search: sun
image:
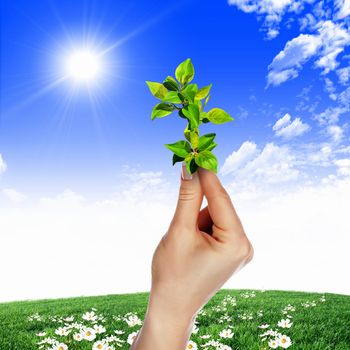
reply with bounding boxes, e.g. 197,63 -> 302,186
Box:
66,49 -> 102,82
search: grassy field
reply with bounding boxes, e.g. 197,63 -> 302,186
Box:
0,289 -> 349,350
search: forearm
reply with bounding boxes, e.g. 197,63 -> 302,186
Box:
130,290 -> 197,350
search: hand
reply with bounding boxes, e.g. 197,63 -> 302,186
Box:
130,163 -> 254,349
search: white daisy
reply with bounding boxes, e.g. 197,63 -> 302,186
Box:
82,311 -> 97,322
82,327 -> 96,341
277,334 -> 292,348
186,340 -> 198,349
125,315 -> 142,327
127,331 -> 139,345
277,319 -> 293,328
219,329 -> 234,338
73,332 -> 83,341
36,332 -> 47,337
55,327 -> 70,336
258,324 -> 270,329
268,339 -> 279,348
53,344 -> 68,350
93,324 -> 106,334
92,340 -> 107,350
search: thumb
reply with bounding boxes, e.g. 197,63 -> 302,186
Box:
169,162 -> 204,231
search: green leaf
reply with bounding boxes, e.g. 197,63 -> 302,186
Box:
185,157 -> 199,175
178,109 -> 188,120
180,83 -> 198,103
162,91 -> 182,104
195,84 -> 212,100
198,133 -> 216,152
204,94 -> 210,108
206,141 -> 217,152
200,111 -> 208,120
164,140 -> 191,158
163,76 -> 178,91
175,58 -> 195,85
146,81 -> 168,99
151,103 -> 175,120
181,103 -> 200,129
194,150 -> 218,173
172,153 -> 185,166
207,108 -> 234,124
184,124 -> 191,142
190,129 -> 199,149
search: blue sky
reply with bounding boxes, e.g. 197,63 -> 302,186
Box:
1,0 -> 348,197
0,1 -> 350,300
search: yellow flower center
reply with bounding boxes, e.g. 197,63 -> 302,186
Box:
86,331 -> 91,336
188,345 -> 193,349
98,345 -> 103,349
281,339 -> 286,343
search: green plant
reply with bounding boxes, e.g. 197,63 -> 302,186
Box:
146,58 -> 234,175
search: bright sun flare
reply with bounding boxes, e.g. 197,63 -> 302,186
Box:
66,50 -> 101,82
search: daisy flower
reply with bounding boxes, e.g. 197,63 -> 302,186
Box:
93,324 -> 106,334
268,339 -> 279,348
277,319 -> 293,328
73,332 -> 83,341
92,340 -> 107,350
258,324 -> 270,329
186,340 -> 198,349
127,331 -> 139,345
277,335 -> 292,348
219,329 -> 234,338
82,311 -> 97,322
55,327 -> 70,336
53,344 -> 68,350
82,327 -> 96,341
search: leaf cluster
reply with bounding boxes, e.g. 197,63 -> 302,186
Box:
146,58 -> 234,175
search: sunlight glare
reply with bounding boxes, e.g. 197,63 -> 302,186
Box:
66,50 -> 101,82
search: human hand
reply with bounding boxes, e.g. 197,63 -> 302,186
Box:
130,163 -> 254,349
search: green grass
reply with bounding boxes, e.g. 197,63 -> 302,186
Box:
0,289 -> 349,350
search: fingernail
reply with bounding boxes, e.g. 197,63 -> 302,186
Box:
181,161 -> 192,180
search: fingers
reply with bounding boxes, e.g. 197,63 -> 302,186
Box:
197,167 -> 243,240
197,206 -> 213,235
169,162 -> 204,231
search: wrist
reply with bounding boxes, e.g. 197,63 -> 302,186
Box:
130,289 -> 197,350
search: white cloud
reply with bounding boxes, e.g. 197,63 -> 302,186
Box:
307,144 -> 332,165
1,160 -> 350,302
335,0 -> 350,19
273,113 -> 310,139
220,142 -> 300,187
220,141 -> 258,175
0,170 -> 178,302
267,33 -> 322,86
314,20 -> 350,74
327,124 -> 344,143
267,21 -> 350,86
334,158 -> 350,176
228,0 -> 311,39
314,85 -> 350,125
230,176 -> 350,295
1,188 -> 27,204
337,66 -> 350,84
339,85 -> 350,107
324,77 -> 337,100
272,112 -> 291,130
0,154 -> 7,174
313,105 -> 348,125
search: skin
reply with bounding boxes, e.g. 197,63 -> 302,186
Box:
130,164 -> 254,349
